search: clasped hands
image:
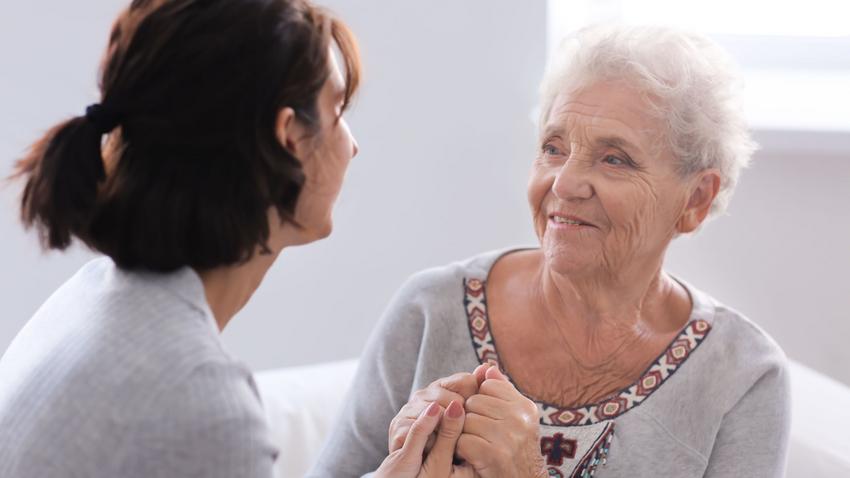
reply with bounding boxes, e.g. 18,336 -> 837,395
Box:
374,363 -> 547,478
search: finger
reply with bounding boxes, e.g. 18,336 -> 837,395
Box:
479,378 -> 520,401
464,394 -> 507,420
455,433 -> 491,468
414,387 -> 466,410
424,433 -> 437,455
431,390 -> 467,408
461,412 -> 500,442
437,372 -> 479,400
472,363 -> 491,387
389,417 -> 414,452
391,384 -> 464,453
484,365 -> 509,382
423,400 -> 466,475
400,402 -> 443,456
453,464 -> 478,478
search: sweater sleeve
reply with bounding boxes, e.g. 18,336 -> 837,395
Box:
703,354 -> 792,477
305,273 -> 430,478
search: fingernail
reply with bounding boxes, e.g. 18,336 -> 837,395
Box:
426,402 -> 441,417
447,400 -> 463,418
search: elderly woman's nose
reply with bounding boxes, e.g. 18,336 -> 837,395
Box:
552,156 -> 593,201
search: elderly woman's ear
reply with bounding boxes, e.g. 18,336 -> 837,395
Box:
677,169 -> 721,234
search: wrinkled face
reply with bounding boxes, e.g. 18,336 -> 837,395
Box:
529,81 -> 692,278
289,53 -> 359,244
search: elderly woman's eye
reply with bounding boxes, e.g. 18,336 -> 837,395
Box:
602,155 -> 627,166
542,144 -> 562,156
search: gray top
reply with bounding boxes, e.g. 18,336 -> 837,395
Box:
308,248 -> 791,478
0,257 -> 278,478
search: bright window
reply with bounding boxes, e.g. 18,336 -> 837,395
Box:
547,0 -> 850,132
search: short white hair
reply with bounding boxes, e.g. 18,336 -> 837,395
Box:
539,25 -> 756,218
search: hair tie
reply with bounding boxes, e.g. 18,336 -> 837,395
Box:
84,103 -> 121,134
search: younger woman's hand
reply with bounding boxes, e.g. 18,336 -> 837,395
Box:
375,400 -> 476,478
388,365 -> 490,453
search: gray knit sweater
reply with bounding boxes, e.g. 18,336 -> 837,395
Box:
0,257 -> 278,478
308,248 -> 791,478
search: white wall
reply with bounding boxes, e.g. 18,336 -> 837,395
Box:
1,1 -> 848,389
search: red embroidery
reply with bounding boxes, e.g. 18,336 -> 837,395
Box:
540,433 -> 577,466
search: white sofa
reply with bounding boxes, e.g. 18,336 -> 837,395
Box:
255,359 -> 850,478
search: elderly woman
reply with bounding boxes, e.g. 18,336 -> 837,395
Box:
309,25 -> 790,478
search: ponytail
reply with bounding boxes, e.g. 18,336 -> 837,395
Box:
15,109 -> 111,250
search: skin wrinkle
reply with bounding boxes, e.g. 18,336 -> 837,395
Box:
487,80 -> 720,407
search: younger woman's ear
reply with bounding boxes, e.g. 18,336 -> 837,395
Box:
275,107 -> 307,156
677,169 -> 721,234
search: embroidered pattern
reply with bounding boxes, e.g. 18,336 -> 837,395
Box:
540,422 -> 615,478
541,433 -> 578,466
571,424 -> 615,478
462,277 -> 712,425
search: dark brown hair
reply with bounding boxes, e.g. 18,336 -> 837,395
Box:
13,0 -> 360,272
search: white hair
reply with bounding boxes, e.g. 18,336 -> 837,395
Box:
539,25 -> 756,218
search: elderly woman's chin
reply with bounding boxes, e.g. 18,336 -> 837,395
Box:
540,233 -> 602,276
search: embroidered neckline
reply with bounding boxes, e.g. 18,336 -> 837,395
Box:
463,277 -> 712,426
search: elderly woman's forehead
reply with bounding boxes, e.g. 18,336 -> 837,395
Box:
545,84 -> 661,142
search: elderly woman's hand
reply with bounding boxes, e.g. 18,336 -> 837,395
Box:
457,366 -> 547,478
375,401 -> 477,478
389,365 -> 489,453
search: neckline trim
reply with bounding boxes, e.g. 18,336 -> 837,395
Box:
462,277 -> 712,426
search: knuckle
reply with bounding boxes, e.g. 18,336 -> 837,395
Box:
390,436 -> 404,451
408,420 -> 429,437
479,379 -> 501,395
392,426 -> 407,440
437,424 -> 460,439
434,390 -> 462,406
440,372 -> 473,390
389,416 -> 408,432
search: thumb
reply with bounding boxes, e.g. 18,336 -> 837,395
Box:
439,373 -> 479,400
374,402 -> 443,478
421,400 -> 465,476
400,402 -> 443,457
484,365 -> 509,381
472,363 -> 491,387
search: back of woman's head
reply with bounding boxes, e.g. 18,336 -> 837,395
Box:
14,0 -> 360,272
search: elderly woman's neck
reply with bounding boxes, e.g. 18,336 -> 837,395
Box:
538,261 -> 688,337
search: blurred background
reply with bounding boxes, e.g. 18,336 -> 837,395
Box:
1,0 -> 848,388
